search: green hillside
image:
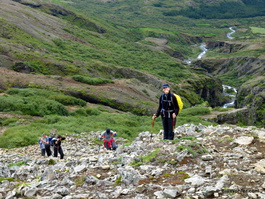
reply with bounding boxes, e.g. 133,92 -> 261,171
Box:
0,0 -> 264,149
0,0 -> 225,107
51,0 -> 265,38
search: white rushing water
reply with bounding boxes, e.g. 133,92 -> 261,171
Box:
227,27 -> 235,40
222,28 -> 237,108
185,27 -> 236,64
197,43 -> 208,60
222,85 -> 237,108
183,28 -> 237,108
183,43 -> 208,64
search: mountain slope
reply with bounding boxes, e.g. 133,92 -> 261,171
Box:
56,0 -> 265,35
0,0 -> 227,112
0,0 -> 264,127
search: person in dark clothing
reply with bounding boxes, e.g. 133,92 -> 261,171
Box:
152,83 -> 179,140
42,134 -> 52,156
100,128 -> 117,150
54,135 -> 65,159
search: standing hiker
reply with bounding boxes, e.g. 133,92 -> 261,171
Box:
100,128 -> 117,150
41,134 -> 52,156
54,135 -> 66,159
38,137 -> 46,156
152,83 -> 179,140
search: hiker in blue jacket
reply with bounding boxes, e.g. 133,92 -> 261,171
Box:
100,128 -> 117,150
38,137 -> 45,156
152,83 -> 179,140
42,134 -> 52,156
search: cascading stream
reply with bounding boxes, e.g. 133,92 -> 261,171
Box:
184,28 -> 238,108
222,27 -> 237,108
222,85 -> 237,108
197,43 -> 208,60
227,27 -> 235,40
185,27 -> 236,64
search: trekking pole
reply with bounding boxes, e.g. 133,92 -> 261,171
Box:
150,118 -> 155,142
172,117 -> 176,131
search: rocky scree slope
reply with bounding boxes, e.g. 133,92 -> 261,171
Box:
1,124 -> 265,198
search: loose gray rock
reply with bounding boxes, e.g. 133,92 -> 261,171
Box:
0,125 -> 264,198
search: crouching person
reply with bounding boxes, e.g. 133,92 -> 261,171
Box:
54,135 -> 66,159
100,128 -> 117,150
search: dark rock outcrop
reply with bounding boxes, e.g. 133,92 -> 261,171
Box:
206,41 -> 245,53
213,77 -> 265,127
186,71 -> 227,107
12,62 -> 35,74
193,57 -> 265,78
235,77 -> 265,126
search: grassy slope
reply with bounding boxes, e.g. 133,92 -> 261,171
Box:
0,0 -> 222,148
0,0 -> 265,148
0,0 -> 223,107
51,0 -> 265,88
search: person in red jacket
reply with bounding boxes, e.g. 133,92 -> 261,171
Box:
100,128 -> 117,150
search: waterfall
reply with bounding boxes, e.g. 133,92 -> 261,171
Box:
184,43 -> 208,64
197,43 -> 207,60
222,85 -> 237,108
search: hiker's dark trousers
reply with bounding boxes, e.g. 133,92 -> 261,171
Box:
45,144 -> 52,156
162,117 -> 174,140
54,147 -> 64,159
41,149 -> 45,156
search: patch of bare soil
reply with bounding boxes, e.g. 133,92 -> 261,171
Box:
136,37 -> 172,52
0,126 -> 8,136
237,28 -> 248,33
200,110 -> 221,120
200,108 -> 247,121
0,0 -> 66,42
246,43 -> 265,50
139,172 -> 187,185
0,112 -> 42,135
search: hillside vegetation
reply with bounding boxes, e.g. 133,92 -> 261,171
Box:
0,0 -> 264,149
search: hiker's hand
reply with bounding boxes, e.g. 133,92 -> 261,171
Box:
152,114 -> 156,120
172,113 -> 176,118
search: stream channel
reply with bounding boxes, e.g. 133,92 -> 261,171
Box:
184,27 -> 237,108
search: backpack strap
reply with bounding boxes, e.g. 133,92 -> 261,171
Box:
161,93 -> 175,117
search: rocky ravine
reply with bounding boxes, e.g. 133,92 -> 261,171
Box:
0,124 -> 265,199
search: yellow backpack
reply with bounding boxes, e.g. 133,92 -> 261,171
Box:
173,93 -> 183,114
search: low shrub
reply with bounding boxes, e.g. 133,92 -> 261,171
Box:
8,161 -> 28,167
72,75 -> 113,85
180,107 -> 210,117
0,95 -> 69,116
6,88 -> 86,107
85,107 -> 101,116
0,117 -> 19,126
48,95 -> 86,107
